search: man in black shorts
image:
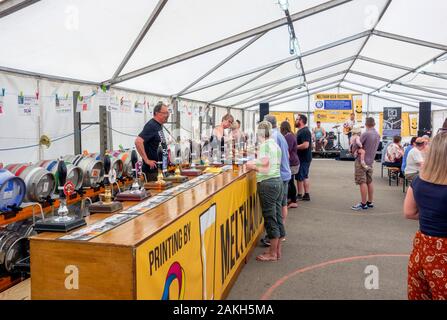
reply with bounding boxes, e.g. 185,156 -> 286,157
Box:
135,102 -> 170,181
295,114 -> 312,201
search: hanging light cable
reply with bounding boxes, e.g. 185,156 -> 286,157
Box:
278,0 -> 306,89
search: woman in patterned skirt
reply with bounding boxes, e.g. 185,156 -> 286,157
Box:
404,130 -> 447,299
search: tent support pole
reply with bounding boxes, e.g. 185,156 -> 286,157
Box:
111,0 -> 168,82
338,0 -> 392,86
180,30 -> 369,97
105,0 -> 354,86
73,91 -> 82,155
176,32 -> 267,97
369,52 -> 447,95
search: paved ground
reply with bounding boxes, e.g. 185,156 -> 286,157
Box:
227,159 -> 417,300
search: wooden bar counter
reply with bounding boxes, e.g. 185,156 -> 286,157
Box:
30,167 -> 263,300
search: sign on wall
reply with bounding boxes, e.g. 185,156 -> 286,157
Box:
55,95 -> 72,114
270,112 -> 296,132
76,96 -> 91,112
353,95 -> 362,122
18,95 -> 39,116
314,93 -> 357,124
409,114 -> 418,136
314,110 -> 352,123
383,107 -> 402,138
134,101 -> 145,114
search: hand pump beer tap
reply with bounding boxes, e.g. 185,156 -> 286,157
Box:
89,154 -> 123,213
115,150 -> 150,201
34,157 -> 87,232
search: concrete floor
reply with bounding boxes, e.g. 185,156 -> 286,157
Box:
227,159 -> 418,300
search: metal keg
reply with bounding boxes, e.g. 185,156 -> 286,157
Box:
89,153 -> 124,179
112,150 -> 132,178
65,155 -> 103,188
0,231 -> 19,271
36,160 -> 84,190
2,219 -> 35,273
0,230 -> 29,273
5,164 -> 55,202
0,169 -> 26,212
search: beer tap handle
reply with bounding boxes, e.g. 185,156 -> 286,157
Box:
103,154 -> 111,186
131,149 -> 138,179
57,157 -> 67,198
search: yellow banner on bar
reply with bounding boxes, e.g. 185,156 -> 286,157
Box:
136,173 -> 262,300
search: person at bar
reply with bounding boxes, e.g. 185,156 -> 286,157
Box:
135,101 -> 170,181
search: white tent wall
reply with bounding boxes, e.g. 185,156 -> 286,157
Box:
0,73 -> 40,164
231,109 -> 243,127
39,79 -> 97,160
178,100 -> 203,142
433,111 -> 447,133
0,71 -> 233,164
108,89 -> 150,151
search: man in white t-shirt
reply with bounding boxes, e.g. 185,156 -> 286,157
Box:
405,137 -> 426,179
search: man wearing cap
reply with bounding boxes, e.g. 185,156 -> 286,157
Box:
405,137 -> 427,180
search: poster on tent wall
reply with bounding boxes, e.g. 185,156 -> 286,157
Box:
0,96 -> 4,116
108,97 -> 120,113
314,93 -> 353,124
382,107 -> 402,138
314,110 -> 352,123
352,95 -> 362,122
76,96 -> 91,112
271,112 -> 296,133
18,95 -> 39,116
134,101 -> 144,114
96,90 -> 110,108
55,96 -> 72,114
409,114 -> 418,136
120,98 -> 132,114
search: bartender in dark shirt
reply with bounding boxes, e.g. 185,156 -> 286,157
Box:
135,102 -> 170,181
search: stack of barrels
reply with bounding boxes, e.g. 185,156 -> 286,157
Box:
0,151 -> 137,211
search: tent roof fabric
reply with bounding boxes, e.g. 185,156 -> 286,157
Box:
0,0 -> 446,110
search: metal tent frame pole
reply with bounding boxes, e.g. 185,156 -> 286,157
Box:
176,32 -> 267,97
210,56 -> 356,104
110,0 -> 168,82
242,80 -> 342,110
338,0 -> 393,85
0,0 -> 40,19
178,31 -> 370,97
104,0 -> 353,86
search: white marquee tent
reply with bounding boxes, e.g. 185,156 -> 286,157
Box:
1,0 -> 447,163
